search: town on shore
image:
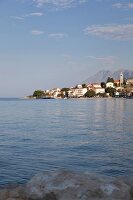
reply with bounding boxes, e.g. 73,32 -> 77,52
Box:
26,72 -> 133,99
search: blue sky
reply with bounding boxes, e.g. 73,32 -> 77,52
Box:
0,0 -> 133,97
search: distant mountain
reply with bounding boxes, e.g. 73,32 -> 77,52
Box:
83,69 -> 133,84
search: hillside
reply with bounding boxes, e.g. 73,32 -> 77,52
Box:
84,69 -> 133,84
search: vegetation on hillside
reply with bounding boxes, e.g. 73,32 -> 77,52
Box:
33,90 -> 44,98
84,90 -> 96,98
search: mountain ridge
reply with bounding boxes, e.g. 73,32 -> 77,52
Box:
83,69 -> 133,84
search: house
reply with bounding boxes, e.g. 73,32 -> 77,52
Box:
88,83 -> 105,94
106,82 -> 114,88
68,88 -> 87,97
126,78 -> 133,86
93,87 -> 105,94
48,88 -> 61,98
87,83 -> 100,90
77,84 -> 82,89
114,80 -> 120,87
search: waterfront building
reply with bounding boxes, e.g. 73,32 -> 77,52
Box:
68,88 -> 87,98
106,82 -> 114,88
114,80 -> 120,87
45,88 -> 61,98
126,78 -> 133,86
77,84 -> 83,89
91,83 -> 105,94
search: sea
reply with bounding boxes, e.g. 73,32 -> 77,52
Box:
0,98 -> 133,186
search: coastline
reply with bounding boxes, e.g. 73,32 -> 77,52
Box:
23,96 -> 133,100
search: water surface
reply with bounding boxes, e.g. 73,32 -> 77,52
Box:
0,98 -> 133,185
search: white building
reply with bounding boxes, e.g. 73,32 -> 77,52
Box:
88,83 -> 105,94
126,78 -> 133,85
92,83 -> 101,88
77,84 -> 82,89
106,82 -> 114,88
49,88 -> 61,98
68,88 -> 87,97
94,87 -> 105,94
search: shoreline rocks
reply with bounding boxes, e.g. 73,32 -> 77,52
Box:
0,170 -> 133,200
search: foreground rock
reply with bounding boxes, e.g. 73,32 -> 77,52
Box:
0,170 -> 133,200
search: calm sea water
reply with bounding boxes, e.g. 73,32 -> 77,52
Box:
0,98 -> 133,185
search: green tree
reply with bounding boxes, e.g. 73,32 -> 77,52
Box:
33,90 -> 44,98
84,90 -> 96,98
101,82 -> 106,88
105,87 -> 116,97
61,88 -> 70,98
61,88 -> 70,92
114,83 -> 118,87
123,78 -> 126,86
106,77 -> 114,83
82,83 -> 87,88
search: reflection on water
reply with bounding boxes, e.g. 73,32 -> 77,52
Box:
0,98 -> 133,185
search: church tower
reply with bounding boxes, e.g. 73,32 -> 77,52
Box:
120,72 -> 124,87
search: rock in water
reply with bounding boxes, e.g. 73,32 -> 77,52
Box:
0,170 -> 133,200
25,170 -> 132,200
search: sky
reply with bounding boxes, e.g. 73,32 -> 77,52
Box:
0,0 -> 133,97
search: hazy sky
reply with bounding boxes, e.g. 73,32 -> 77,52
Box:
0,0 -> 133,97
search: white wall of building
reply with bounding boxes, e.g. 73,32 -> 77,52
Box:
106,82 -> 114,88
94,88 -> 105,94
68,88 -> 87,97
